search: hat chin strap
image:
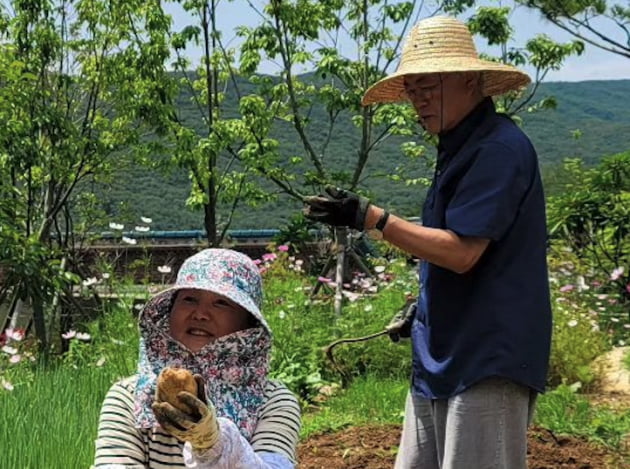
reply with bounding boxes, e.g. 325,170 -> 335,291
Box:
439,73 -> 444,134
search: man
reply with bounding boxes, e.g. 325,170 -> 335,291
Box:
304,16 -> 552,469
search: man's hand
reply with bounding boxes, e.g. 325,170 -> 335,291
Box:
152,375 -> 220,452
303,186 -> 370,231
386,298 -> 417,342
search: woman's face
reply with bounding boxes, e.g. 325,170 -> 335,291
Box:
169,289 -> 253,352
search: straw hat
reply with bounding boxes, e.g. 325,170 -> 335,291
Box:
362,16 -> 530,105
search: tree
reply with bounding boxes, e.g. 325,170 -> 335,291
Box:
0,0 -> 173,350
518,0 -> 630,59
166,0 -> 272,246
547,152 -> 630,303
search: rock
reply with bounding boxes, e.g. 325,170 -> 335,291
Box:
592,346 -> 630,396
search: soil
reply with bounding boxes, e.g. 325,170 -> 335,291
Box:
297,424 -> 629,469
298,348 -> 630,467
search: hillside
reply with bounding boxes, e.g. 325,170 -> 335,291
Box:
97,79 -> 630,231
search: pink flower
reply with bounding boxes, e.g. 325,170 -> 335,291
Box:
62,330 -> 76,340
262,253 -> 277,262
5,328 -> 25,341
9,354 -> 21,364
626,284 -> 630,294
277,245 -> 289,252
318,276 -> 332,284
253,259 -> 262,265
559,284 -> 574,293
2,379 -> 14,391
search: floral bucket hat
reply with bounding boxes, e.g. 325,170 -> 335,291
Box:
141,248 -> 270,334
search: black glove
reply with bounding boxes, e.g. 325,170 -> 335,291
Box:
303,186 -> 370,231
386,298 -> 417,342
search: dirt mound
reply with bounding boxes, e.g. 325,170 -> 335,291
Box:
298,424 -> 628,468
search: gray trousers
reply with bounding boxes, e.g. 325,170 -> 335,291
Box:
394,377 -> 536,469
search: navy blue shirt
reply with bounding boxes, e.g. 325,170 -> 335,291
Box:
412,98 -> 552,399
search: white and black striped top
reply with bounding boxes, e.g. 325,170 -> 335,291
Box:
94,377 -> 301,468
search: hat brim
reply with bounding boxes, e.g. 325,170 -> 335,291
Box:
362,59 -> 531,105
140,284 -> 270,335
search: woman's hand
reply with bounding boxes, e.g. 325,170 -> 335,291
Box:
152,375 -> 220,452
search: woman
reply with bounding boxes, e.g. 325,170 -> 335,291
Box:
94,248 -> 301,468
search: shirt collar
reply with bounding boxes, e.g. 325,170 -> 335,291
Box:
437,97 -> 496,156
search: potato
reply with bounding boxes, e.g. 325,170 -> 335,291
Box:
156,367 -> 197,414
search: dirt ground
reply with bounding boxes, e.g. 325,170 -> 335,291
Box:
297,424 -> 629,469
299,350 -> 630,468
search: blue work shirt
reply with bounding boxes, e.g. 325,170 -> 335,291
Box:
412,98 -> 552,399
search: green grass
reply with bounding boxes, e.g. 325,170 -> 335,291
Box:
535,384 -> 630,449
0,365 -> 121,469
624,349 -> 630,372
301,375 -> 408,439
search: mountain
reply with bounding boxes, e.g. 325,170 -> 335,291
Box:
97,79 -> 630,232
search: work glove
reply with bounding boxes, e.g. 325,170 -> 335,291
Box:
303,186 -> 370,231
152,374 -> 220,452
386,298 -> 417,342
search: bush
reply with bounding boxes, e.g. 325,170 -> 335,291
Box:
262,252 -> 416,401
546,247 -> 622,389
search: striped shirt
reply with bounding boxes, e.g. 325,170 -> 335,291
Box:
94,377 -> 301,468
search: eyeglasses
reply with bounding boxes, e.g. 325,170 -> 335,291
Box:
403,82 -> 438,101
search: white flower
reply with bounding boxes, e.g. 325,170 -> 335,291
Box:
141,217 -> 152,224
102,273 -> 110,280
82,277 -> 98,287
9,354 -> 21,364
135,226 -> 150,232
610,266 -> 624,281
108,222 -> 124,230
157,265 -> 172,274
62,330 -> 76,339
577,276 -> 589,291
96,357 -> 106,367
2,345 -> 17,355
364,304 -> 373,312
2,379 -> 13,391
567,320 -> 578,328
374,266 -> 386,273
122,236 -> 137,245
278,310 -> 286,319
610,317 -> 620,323
76,332 -> 91,341
342,291 -> 361,302
111,339 -> 126,345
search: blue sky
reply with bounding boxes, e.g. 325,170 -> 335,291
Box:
163,1 -> 629,83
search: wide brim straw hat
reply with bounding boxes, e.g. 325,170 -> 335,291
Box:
362,16 -> 531,106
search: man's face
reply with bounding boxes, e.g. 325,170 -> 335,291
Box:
403,73 -> 478,135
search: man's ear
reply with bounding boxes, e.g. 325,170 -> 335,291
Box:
464,71 -> 483,96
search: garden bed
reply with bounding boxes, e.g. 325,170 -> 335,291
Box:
297,424 -> 629,469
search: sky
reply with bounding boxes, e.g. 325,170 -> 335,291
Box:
163,1 -> 629,83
